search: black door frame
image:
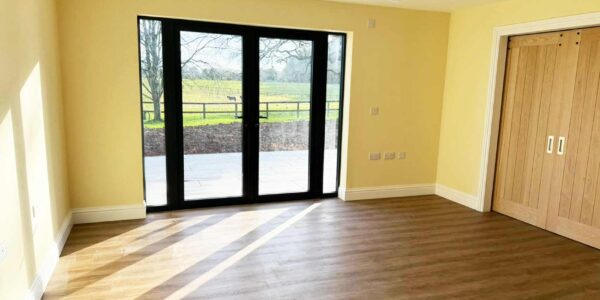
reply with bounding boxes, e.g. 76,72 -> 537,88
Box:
138,16 -> 346,212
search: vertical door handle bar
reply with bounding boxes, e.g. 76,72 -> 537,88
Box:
547,136 -> 555,154
557,136 -> 566,155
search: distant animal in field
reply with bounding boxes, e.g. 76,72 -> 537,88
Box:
227,96 -> 237,102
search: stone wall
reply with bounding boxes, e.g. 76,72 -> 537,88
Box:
144,120 -> 339,156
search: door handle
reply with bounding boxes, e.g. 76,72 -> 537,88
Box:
547,135 -> 555,154
557,136 -> 566,155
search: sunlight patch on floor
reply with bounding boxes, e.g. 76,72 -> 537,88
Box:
66,207 -> 288,298
67,216 -> 211,257
165,203 -> 321,299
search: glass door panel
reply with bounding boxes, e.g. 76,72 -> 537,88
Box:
180,31 -> 244,200
258,38 -> 313,195
323,35 -> 344,193
139,19 -> 167,207
140,17 -> 346,210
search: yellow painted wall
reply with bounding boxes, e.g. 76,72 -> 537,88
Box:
437,0 -> 600,196
56,0 -> 450,208
0,0 -> 70,298
5,0 -> 600,296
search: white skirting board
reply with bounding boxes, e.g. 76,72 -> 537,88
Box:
434,184 -> 480,211
72,204 -> 147,224
27,212 -> 73,300
338,183 -> 481,211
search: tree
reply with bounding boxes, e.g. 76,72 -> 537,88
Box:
327,36 -> 343,84
140,21 -> 236,121
139,20 -> 332,116
281,57 -> 311,82
139,20 -> 163,122
260,39 -> 312,83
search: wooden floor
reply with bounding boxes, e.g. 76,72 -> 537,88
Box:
44,196 -> 600,299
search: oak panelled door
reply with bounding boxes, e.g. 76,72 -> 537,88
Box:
493,30 -> 565,228
494,27 -> 600,249
546,27 -> 600,249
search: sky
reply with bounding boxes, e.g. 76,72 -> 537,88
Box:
179,31 -> 314,72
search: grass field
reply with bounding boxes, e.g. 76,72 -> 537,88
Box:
143,79 -> 341,129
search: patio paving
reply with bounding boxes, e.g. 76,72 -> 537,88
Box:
144,149 -> 338,206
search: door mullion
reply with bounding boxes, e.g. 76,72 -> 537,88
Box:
243,33 -> 260,202
309,34 -> 329,196
162,21 -> 184,209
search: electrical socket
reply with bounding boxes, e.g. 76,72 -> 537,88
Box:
398,152 -> 407,160
369,152 -> 381,160
384,152 -> 396,160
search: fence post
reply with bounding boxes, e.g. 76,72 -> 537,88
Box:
296,102 -> 300,118
202,103 -> 206,119
266,102 -> 269,118
234,103 -> 238,118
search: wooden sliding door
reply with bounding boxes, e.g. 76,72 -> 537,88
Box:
494,27 -> 600,249
493,31 -> 569,228
546,27 -> 600,249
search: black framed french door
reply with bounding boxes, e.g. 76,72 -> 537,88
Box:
139,17 -> 345,212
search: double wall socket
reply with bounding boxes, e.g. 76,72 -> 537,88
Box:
369,152 -> 407,161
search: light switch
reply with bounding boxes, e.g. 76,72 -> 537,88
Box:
384,152 -> 396,160
31,205 -> 38,233
370,107 -> 379,116
369,152 -> 381,160
0,244 -> 7,263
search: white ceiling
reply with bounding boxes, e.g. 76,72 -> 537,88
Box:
326,0 -> 503,12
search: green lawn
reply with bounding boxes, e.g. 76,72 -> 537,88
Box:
179,79 -> 341,102
143,79 -> 341,129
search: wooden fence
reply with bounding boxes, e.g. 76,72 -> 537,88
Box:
142,101 -> 339,120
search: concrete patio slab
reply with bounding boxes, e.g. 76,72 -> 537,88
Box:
144,149 -> 338,206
